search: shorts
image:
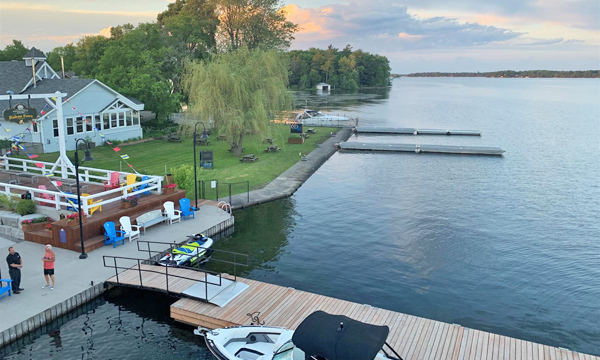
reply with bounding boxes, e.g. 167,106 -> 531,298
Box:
44,268 -> 54,276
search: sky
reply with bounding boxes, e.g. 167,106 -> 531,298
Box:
0,0 -> 599,73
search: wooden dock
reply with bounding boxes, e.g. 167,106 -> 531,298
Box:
354,126 -> 482,136
157,273 -> 596,360
339,142 -> 506,156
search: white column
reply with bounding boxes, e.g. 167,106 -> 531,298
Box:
50,91 -> 75,178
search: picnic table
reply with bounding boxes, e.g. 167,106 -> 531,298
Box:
262,138 -> 275,144
264,145 -> 281,153
167,133 -> 182,142
195,138 -> 210,146
61,180 -> 89,194
228,146 -> 245,153
10,172 -> 40,184
306,128 -> 316,134
217,134 -> 227,141
239,154 -> 259,163
299,133 -> 310,139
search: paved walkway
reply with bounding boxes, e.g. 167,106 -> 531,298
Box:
228,127 -> 353,208
0,205 -> 232,335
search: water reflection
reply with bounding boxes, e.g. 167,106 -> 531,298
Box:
293,87 -> 390,111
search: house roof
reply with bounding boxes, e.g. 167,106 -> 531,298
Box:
0,79 -> 95,116
0,60 -> 45,95
23,47 -> 46,59
125,96 -> 144,105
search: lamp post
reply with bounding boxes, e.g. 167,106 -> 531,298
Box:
74,138 -> 94,259
193,122 -> 209,209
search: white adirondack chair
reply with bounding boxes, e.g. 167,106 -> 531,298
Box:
119,216 -> 141,242
163,201 -> 181,225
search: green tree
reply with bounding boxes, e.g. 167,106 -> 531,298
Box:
338,54 -> 359,90
46,44 -> 77,74
183,47 -> 292,156
0,40 -> 28,61
157,0 -> 218,61
216,0 -> 298,50
95,23 -> 181,120
72,35 -> 110,77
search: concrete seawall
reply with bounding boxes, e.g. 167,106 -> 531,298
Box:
229,127 -> 353,209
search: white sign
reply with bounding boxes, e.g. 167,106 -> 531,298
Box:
211,181 -> 217,189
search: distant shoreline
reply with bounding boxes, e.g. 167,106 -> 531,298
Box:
394,70 -> 599,79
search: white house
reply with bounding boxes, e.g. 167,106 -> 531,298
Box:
316,82 -> 330,91
0,48 -> 144,154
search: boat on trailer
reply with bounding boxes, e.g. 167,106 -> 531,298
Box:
295,109 -> 351,126
195,311 -> 403,360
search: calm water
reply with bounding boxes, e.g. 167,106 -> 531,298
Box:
2,78 -> 599,358
213,78 -> 600,355
0,288 -> 212,359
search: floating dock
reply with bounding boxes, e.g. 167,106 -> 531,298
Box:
354,126 -> 482,136
104,265 -> 598,360
339,142 -> 505,156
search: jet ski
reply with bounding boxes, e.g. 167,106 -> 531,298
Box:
157,233 -> 213,267
195,311 -> 403,360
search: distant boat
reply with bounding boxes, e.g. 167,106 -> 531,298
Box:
295,109 -> 351,126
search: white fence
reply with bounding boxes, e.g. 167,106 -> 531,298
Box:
0,157 -> 163,216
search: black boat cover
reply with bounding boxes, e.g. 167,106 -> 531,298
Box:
292,311 -> 389,360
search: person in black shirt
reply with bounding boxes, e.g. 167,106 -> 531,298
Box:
6,247 -> 23,294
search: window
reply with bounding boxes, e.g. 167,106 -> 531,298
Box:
103,113 -> 110,130
76,116 -> 84,133
53,119 -> 59,137
94,115 -> 101,131
126,111 -> 133,126
86,115 -> 93,132
66,118 -> 74,135
111,113 -> 117,128
118,112 -> 125,127
133,111 -> 139,126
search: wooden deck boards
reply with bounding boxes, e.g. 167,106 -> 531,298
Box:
106,265 -> 598,360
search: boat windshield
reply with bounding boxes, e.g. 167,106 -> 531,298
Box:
273,341 -> 305,360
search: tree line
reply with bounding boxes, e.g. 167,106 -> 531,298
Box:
405,70 -> 599,78
289,45 -> 391,90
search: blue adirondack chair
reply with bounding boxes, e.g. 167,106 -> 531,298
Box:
65,192 -> 79,211
134,176 -> 151,196
103,221 -> 126,248
0,278 -> 13,300
179,198 -> 195,220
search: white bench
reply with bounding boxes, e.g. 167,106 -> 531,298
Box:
135,209 -> 167,234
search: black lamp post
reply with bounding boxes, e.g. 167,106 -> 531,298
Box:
193,122 -> 209,209
74,138 -> 94,259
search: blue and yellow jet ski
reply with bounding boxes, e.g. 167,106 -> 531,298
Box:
157,233 -> 213,267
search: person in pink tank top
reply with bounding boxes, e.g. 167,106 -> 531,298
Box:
42,244 -> 55,290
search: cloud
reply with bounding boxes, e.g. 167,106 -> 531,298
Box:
518,38 -> 564,46
287,2 -> 523,51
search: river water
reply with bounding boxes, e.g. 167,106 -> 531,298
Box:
2,78 -> 599,358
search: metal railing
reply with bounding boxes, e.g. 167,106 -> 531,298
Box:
0,157 -> 163,215
102,255 -> 224,302
136,239 -> 249,282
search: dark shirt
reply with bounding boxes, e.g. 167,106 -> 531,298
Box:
6,252 -> 21,269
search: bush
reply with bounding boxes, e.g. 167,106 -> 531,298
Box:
16,199 -> 37,215
170,164 -> 200,192
0,194 -> 20,211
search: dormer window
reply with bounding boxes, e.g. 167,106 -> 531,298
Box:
25,58 -> 38,67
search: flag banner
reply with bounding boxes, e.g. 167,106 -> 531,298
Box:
121,154 -> 129,160
35,162 -> 44,168
113,147 -> 121,152
28,154 -> 38,159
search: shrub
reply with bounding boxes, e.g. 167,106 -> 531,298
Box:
21,217 -> 51,225
16,199 -> 37,215
170,164 -> 198,192
0,193 -> 20,211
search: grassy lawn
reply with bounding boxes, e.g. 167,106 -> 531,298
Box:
20,124 -> 339,192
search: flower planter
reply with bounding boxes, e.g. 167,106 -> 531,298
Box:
66,217 -> 86,227
121,202 -> 134,209
162,188 -> 177,195
22,222 -> 49,231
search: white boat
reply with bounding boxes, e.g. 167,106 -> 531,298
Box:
295,109 -> 351,126
195,311 -> 403,360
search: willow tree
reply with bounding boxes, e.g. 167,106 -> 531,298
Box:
183,47 -> 292,156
